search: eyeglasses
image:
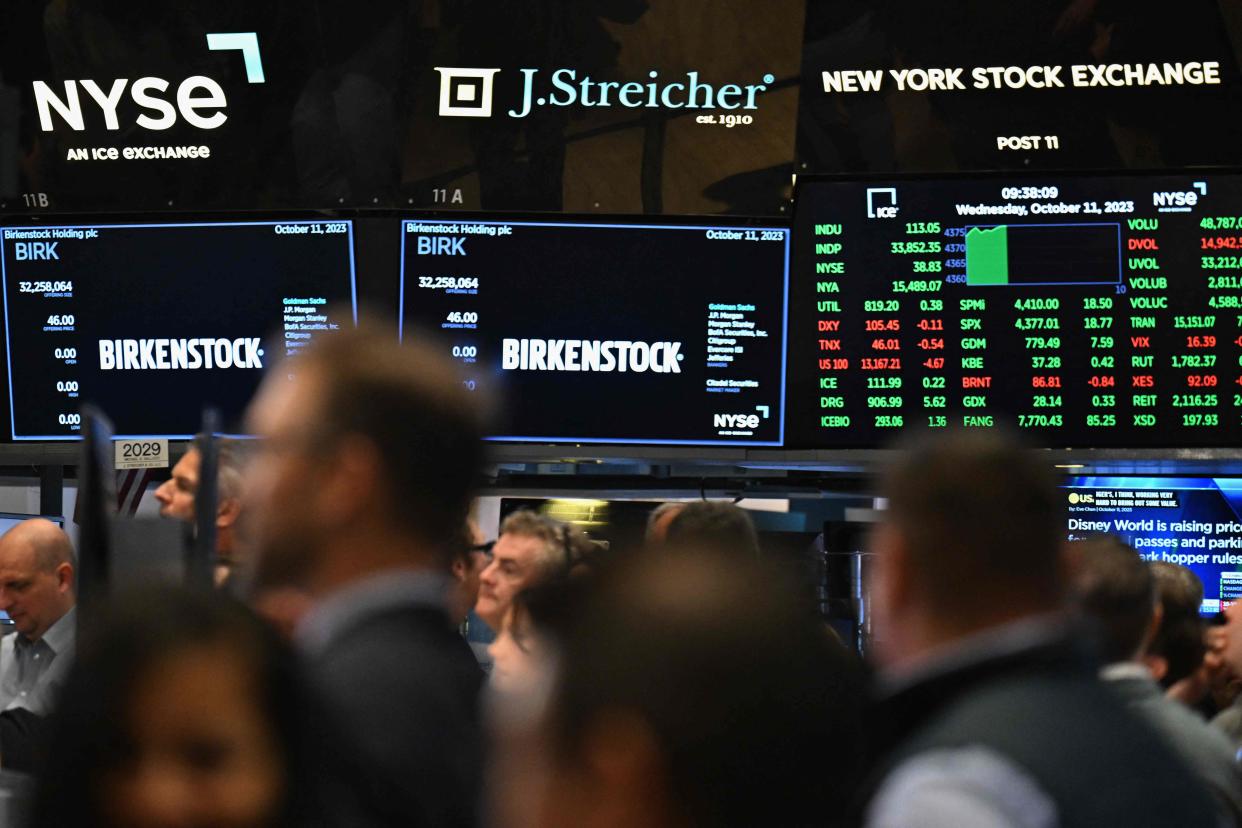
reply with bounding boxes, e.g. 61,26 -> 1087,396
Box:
470,540 -> 495,558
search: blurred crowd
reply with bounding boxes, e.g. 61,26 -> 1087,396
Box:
0,322 -> 1238,827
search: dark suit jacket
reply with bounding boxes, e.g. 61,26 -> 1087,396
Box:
303,580 -> 484,828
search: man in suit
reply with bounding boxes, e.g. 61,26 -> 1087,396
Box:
0,519 -> 75,716
245,322 -> 487,828
864,428 -> 1217,828
1068,535 -> 1242,826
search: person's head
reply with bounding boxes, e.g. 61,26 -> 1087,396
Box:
244,322 -> 486,594
644,503 -> 685,545
31,588 -> 325,828
1203,623 -> 1228,687
153,449 -> 199,523
155,442 -> 249,586
154,441 -> 247,529
872,427 -> 1065,668
488,575 -> 580,696
661,501 -> 760,558
476,510 -> 575,630
493,548 -> 862,828
0,518 -> 76,639
449,518 -> 491,625
1218,599 -> 1242,686
1066,536 -> 1157,664
1168,619 -> 1235,708
1147,561 -> 1205,686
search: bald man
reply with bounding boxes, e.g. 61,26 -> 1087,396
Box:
0,519 -> 76,715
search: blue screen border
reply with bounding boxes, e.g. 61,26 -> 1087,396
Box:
0,219 -> 359,441
397,218 -> 790,448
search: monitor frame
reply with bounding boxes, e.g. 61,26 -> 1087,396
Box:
0,211 -> 359,442
394,210 -> 793,448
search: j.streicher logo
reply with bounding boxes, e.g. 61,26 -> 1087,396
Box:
435,67 -> 501,117
436,67 -> 775,119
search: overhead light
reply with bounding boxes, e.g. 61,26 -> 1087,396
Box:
544,498 -> 610,527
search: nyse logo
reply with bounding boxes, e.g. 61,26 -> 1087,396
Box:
714,413 -> 761,430
1152,190 -> 1197,207
713,405 -> 770,432
1153,180 -> 1208,209
436,68 -> 501,118
32,32 -> 265,132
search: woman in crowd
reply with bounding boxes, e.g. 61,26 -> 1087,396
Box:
29,588 -> 338,828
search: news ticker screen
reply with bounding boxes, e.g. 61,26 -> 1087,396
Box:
399,219 -> 790,445
787,173 -> 1242,448
1065,477 -> 1242,615
0,220 -> 357,439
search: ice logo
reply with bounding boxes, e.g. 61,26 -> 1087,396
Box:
435,68 -> 501,118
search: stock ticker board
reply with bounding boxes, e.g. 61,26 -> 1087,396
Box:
787,173 -> 1242,449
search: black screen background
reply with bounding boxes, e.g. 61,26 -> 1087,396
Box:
786,173 -> 1242,449
400,220 -> 789,445
1,221 -> 355,438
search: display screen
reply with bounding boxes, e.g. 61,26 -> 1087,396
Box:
0,220 -> 356,439
1,1 -> 803,216
797,2 -> 1242,175
1065,477 -> 1242,615
399,219 -> 789,445
787,172 -> 1242,448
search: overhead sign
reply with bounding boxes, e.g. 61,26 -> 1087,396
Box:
1,1 -> 805,216
796,2 -> 1242,173
435,66 -> 776,120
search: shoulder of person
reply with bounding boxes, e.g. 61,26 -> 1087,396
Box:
1210,702 -> 1242,733
866,745 -> 1057,828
